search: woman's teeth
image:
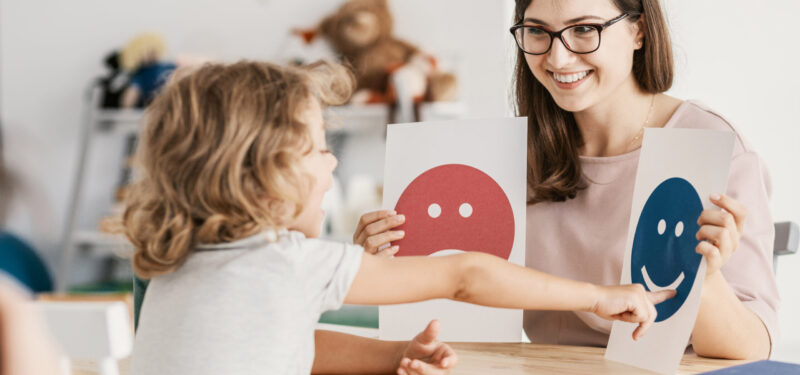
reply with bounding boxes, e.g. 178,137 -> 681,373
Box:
553,71 -> 589,83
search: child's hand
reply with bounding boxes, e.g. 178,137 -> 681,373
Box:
353,209 -> 405,256
397,320 -> 457,375
696,194 -> 746,279
591,285 -> 676,340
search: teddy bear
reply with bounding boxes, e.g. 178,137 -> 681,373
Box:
296,0 -> 458,107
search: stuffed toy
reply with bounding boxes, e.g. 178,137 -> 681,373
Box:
96,51 -> 130,109
297,0 -> 458,106
119,32 -> 177,108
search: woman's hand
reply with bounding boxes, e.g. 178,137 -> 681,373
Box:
696,194 -> 747,278
353,209 -> 406,256
590,284 -> 676,341
397,320 -> 457,375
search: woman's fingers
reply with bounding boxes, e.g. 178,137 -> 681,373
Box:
364,214 -> 406,237
696,240 -> 722,272
354,212 -> 406,249
696,225 -> 733,255
709,194 -> 746,233
375,245 -> 400,257
362,231 -> 405,254
697,209 -> 736,232
354,210 -> 396,243
697,209 -> 739,246
693,194 -> 746,276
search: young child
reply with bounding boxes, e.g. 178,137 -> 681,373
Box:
122,60 -> 673,375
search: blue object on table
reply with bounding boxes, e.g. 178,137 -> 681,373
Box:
700,360 -> 800,374
0,232 -> 53,292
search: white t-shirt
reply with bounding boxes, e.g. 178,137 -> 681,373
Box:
131,230 -> 364,375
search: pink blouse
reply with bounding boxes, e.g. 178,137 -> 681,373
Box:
523,101 -> 780,350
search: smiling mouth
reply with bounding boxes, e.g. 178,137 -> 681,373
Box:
551,70 -> 590,83
641,265 -> 684,292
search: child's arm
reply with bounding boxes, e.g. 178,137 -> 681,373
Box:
346,252 -> 674,340
312,320 -> 456,374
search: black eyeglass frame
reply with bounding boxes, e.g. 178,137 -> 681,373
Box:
509,13 -> 634,55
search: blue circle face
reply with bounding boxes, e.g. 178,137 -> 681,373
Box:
630,177 -> 703,322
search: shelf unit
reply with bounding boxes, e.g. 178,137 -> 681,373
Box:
57,84 -> 143,291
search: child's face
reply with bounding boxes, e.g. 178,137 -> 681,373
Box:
291,98 -> 338,238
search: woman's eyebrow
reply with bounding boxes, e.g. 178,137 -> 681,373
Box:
523,15 -> 605,26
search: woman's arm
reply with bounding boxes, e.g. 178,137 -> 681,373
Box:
691,194 -> 771,359
346,251 -> 674,340
692,272 -> 770,359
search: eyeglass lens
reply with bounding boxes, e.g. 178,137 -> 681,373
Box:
515,25 -> 600,54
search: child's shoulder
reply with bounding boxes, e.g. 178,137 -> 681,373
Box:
191,230 -> 362,273
236,230 -> 362,270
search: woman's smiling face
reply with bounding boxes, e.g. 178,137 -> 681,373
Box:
521,0 -> 643,112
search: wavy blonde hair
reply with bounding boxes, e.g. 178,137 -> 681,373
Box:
121,60 -> 354,279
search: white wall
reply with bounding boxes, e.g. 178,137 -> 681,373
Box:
663,0 -> 800,362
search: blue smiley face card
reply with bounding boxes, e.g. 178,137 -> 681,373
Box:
605,128 -> 735,375
631,177 -> 704,322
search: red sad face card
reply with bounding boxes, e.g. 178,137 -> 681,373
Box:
379,118 -> 527,342
393,163 -> 514,260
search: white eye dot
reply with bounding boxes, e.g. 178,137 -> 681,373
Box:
657,219 -> 666,235
427,203 -> 441,219
675,221 -> 684,237
459,203 -> 473,218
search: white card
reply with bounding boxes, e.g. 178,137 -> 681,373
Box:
605,128 -> 735,374
379,117 -> 527,342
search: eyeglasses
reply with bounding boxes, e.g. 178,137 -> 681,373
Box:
510,13 -> 632,55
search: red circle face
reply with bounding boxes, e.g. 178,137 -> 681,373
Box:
392,164 -> 515,259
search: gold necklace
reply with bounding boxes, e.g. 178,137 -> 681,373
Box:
625,94 -> 656,152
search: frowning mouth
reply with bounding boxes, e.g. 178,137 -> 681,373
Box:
641,265 -> 684,292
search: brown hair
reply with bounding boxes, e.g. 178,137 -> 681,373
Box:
513,0 -> 673,204
121,60 -> 354,278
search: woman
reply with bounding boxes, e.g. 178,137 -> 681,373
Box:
356,0 -> 778,360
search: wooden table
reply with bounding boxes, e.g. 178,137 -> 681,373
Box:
73,342 -> 747,375
449,342 -> 749,374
